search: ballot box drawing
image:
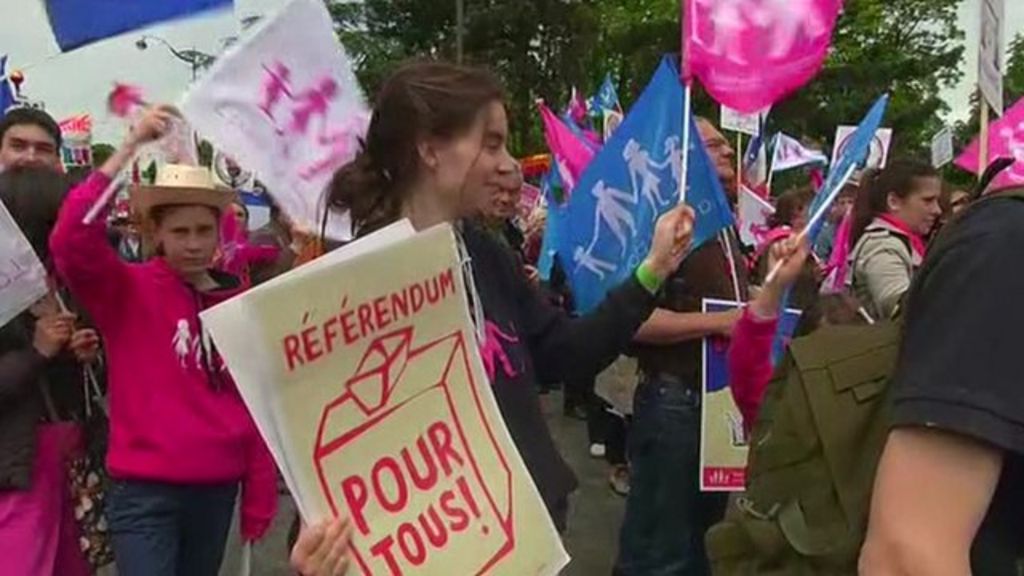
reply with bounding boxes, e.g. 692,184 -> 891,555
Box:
314,326 -> 517,575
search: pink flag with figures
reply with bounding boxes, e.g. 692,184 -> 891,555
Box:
182,0 -> 369,241
955,97 -> 1024,191
683,0 -> 844,113
538,103 -> 596,196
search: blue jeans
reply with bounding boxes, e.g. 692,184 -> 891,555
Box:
107,479 -> 238,576
614,377 -> 727,576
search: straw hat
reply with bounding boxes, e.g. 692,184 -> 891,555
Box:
131,164 -> 234,218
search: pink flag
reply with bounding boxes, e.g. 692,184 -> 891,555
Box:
538,102 -> 596,196
683,0 -> 843,113
955,96 -> 1024,191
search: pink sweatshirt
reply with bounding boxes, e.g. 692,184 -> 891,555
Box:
727,308 -> 779,435
50,172 -> 277,540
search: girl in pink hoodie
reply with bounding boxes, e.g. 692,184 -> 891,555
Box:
50,107 -> 276,576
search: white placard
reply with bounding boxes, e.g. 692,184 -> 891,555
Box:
831,126 -> 893,171
979,0 -> 1005,115
182,0 -> 370,241
720,105 -> 768,136
0,200 -> 48,328
931,127 -> 955,169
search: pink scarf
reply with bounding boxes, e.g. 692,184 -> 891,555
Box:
878,213 -> 927,260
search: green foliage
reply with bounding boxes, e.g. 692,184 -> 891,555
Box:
329,0 -> 964,163
90,143 -> 116,167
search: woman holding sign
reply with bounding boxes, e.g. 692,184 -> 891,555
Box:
324,61 -> 695,531
50,108 -> 278,576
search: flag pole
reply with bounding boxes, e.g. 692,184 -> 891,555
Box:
979,97 -> 990,182
736,132 -> 743,194
680,83 -> 692,204
765,134 -> 777,195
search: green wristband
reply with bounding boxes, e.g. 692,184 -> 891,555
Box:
635,262 -> 664,295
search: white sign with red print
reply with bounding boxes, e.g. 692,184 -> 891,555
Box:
182,0 -> 369,240
202,222 -> 569,576
0,199 -> 48,329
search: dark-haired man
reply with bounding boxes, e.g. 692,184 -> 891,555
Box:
0,107 -> 62,172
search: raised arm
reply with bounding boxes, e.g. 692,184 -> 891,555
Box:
521,205 -> 694,386
50,107 -> 177,325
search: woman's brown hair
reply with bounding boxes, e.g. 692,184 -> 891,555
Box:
769,186 -> 814,229
324,60 -> 505,238
849,159 -> 938,249
0,167 -> 68,263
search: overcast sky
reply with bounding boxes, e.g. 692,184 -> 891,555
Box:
1,0 -> 1022,144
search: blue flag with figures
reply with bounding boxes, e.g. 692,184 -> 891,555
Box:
559,57 -> 734,313
537,168 -> 566,281
808,94 -> 889,243
45,0 -> 233,51
0,57 -> 14,117
594,74 -> 622,113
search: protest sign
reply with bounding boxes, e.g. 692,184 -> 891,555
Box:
931,127 -> 954,169
736,186 -> 775,249
831,126 -> 892,171
979,0 -> 1005,115
58,114 -> 93,167
182,0 -> 369,241
0,199 -> 48,328
202,222 -> 569,575
720,106 -> 766,137
700,299 -> 801,492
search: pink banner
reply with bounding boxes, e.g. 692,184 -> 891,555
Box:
684,0 -> 843,113
538,103 -> 596,195
955,96 -> 1024,191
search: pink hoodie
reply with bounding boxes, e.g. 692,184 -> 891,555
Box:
726,308 -> 779,436
50,172 -> 277,541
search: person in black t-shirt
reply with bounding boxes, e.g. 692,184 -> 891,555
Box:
860,189 -> 1024,576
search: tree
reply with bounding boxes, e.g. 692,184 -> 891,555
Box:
330,0 -> 963,162
770,0 -> 964,160
91,142 -> 116,167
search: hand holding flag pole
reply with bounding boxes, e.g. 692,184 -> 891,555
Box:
763,163 -> 857,285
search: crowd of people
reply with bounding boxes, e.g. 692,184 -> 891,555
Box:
0,55 -> 1021,576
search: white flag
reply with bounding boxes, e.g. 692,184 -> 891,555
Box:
737,186 -> 776,248
0,200 -> 48,328
771,133 -> 828,173
182,0 -> 370,241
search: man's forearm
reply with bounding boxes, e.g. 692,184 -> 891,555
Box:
633,308 -> 735,345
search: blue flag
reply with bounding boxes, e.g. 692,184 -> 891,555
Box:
594,73 -> 622,113
0,57 -> 14,118
45,0 -> 233,51
537,172 -> 566,282
559,57 -> 734,312
808,94 -> 889,243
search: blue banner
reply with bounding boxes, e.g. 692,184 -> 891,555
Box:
559,57 -> 733,312
0,57 -> 14,117
46,0 -> 233,51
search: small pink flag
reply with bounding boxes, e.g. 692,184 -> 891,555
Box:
538,102 -> 596,196
683,0 -> 843,113
821,207 -> 853,294
955,96 -> 1024,191
107,83 -> 146,118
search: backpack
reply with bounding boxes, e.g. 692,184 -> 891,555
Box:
704,187 -> 1024,575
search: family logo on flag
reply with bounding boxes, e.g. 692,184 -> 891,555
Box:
737,185 -> 775,248
560,57 -> 733,313
955,96 -> 1024,191
683,0 -> 843,113
182,0 -> 369,241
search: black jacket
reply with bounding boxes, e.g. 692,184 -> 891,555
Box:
461,222 -> 658,512
0,312 -> 88,490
